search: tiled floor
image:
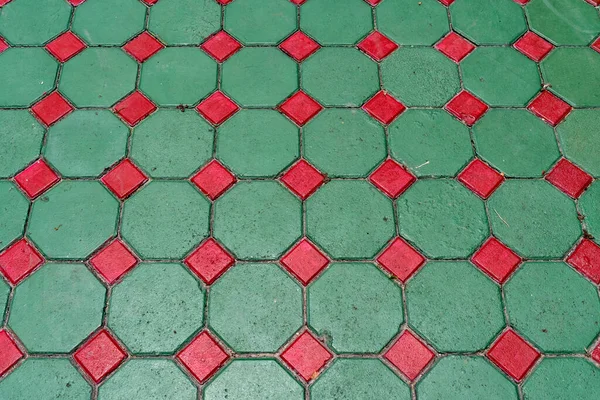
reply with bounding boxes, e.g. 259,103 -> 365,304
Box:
1,0 -> 600,399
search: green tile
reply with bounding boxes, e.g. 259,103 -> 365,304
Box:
0,0 -> 70,45
98,359 -> 196,400
397,179 -> 488,258
0,278 -> 9,321
306,181 -> 394,259
417,356 -> 518,400
389,109 -> 472,177
217,110 -> 299,178
308,263 -> 403,353
311,359 -> 410,400
121,181 -> 210,259
60,48 -> 138,108
377,0 -> 449,46
0,181 -> 28,252
488,180 -> 580,259
148,0 -> 220,45
557,110 -> 600,177
213,181 -> 302,260
462,47 -> 540,107
222,48 -> 298,107
140,48 -> 217,106
0,359 -> 91,400
72,0 -> 145,45
44,110 -> 129,178
473,109 -> 560,177
131,109 -> 214,178
580,181 -> 600,240
302,48 -> 378,107
27,181 -> 119,259
0,48 -> 58,107
300,0 -> 372,45
224,0 -> 297,45
109,263 -> 204,354
523,358 -> 600,400
204,360 -> 303,400
304,109 -> 386,178
0,110 -> 44,177
9,263 -> 105,353
382,47 -> 460,107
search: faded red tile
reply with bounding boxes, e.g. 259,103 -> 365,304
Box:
591,341 -> 600,364
369,159 -> 415,198
384,330 -> 435,381
513,31 -> 554,62
567,239 -> 600,284
527,91 -> 572,126
281,331 -> 333,381
592,36 -> 600,54
89,240 -> 138,284
280,160 -> 325,200
67,0 -> 87,5
438,0 -> 455,5
362,91 -> 406,125
123,31 -> 164,62
278,91 -> 323,126
14,159 -> 60,199
74,330 -> 127,383
101,159 -> 148,200
215,0 -> 233,4
31,92 -> 74,127
513,0 -> 531,4
458,159 -> 504,199
280,238 -> 329,285
0,37 -> 9,54
471,237 -> 521,283
364,0 -> 383,5
45,31 -> 86,62
487,329 -> 540,381
185,238 -> 235,285
201,31 -> 242,63
177,331 -> 229,383
196,91 -> 240,125
0,239 -> 44,285
545,158 -> 592,199
191,160 -> 236,200
0,330 -> 23,377
376,237 -> 426,283
357,31 -> 398,61
140,0 -> 159,5
445,91 -> 489,126
435,32 -> 475,63
113,91 -> 157,126
279,31 -> 320,62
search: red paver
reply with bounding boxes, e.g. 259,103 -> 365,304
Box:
278,91 -> 323,126
357,31 -> 398,61
196,91 -> 240,126
279,31 -> 320,62
445,91 -> 489,126
201,31 -> 242,63
0,330 -> 24,377
567,239 -> 600,284
45,31 -> 87,62
280,238 -> 329,285
513,31 -> 554,62
435,32 -> 475,62
487,329 -> 541,382
123,32 -> 165,62
384,330 -> 435,381
545,158 -> 593,199
74,330 -> 127,383
177,331 -> 229,383
527,91 -> 572,126
14,159 -> 60,199
471,237 -> 522,283
0,239 -> 44,285
281,331 -> 333,381
458,159 -> 504,199
30,92 -> 74,127
369,159 -> 416,198
280,160 -> 325,200
191,160 -> 236,200
184,238 -> 235,285
89,239 -> 139,284
362,91 -> 406,125
376,237 -> 426,283
113,91 -> 157,126
101,159 -> 148,200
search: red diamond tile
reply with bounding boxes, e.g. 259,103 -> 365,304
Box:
67,0 -> 86,5
445,90 -> 489,126
101,159 -> 148,200
281,331 -> 333,381
364,0 -> 383,5
89,240 -> 138,284
0,37 -> 8,54
0,0 -> 12,6
215,0 -> 233,4
592,36 -> 600,54
280,238 -> 329,285
487,329 -> 540,381
201,31 -> 242,62
0,330 -> 23,377
458,159 -> 504,199
14,159 -> 60,199
546,158 -> 592,199
184,238 -> 235,285
384,330 -> 435,381
123,31 -> 164,63
141,0 -> 159,5
31,92 -> 74,127
438,0 -> 455,5
280,160 -> 325,200
585,0 -> 599,5
435,32 -> 475,63
513,31 -> 554,62
527,91 -> 572,126
278,91 -> 323,126
177,331 -> 229,384
369,159 -> 416,198
279,31 -> 320,62
191,160 -> 236,200
74,330 -> 127,383
0,239 -> 44,285
513,0 -> 531,4
196,91 -> 240,126
567,239 -> 600,285
45,31 -> 86,62
362,91 -> 406,125
113,91 -> 157,126
357,31 -> 398,61
376,237 -> 426,283
592,341 -> 600,364
471,237 -> 521,283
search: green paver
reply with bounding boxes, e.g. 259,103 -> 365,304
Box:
9,263 -> 105,353
488,180 -> 581,259
217,110 -> 299,178
209,263 -> 302,352
580,181 -> 600,239
72,0 -> 145,45
300,0 -> 372,45
148,0 -> 220,45
311,359 -> 410,400
0,110 -> 44,177
0,279 -> 9,320
131,109 -> 214,178
27,181 -> 119,259
224,0 -> 296,45
0,0 -> 70,45
0,181 -> 28,252
121,181 -> 210,259
109,263 -> 204,354
306,181 -> 394,259
308,263 -> 403,353
213,181 -> 302,260
557,110 -> 600,177
377,0 -> 449,46
397,180 -> 488,258
523,358 -> 600,400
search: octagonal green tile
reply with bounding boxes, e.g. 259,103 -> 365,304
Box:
488,180 -> 580,259
148,0 -> 220,45
505,262 -> 600,353
0,110 -> 44,177
377,0 -> 449,45
204,360 -> 303,400
121,181 -> 210,259
0,48 -> 58,107
9,263 -> 105,353
140,48 -> 217,106
131,109 -> 213,178
303,48 -> 378,107
0,0 -> 70,45
304,109 -> 386,178
311,359 -> 410,400
217,110 -> 299,178
450,0 -> 527,45
308,263 -> 403,353
462,47 -> 540,107
523,358 -> 600,400
473,109 -> 560,177
98,359 -> 196,400
72,0 -> 145,45
0,182 -> 28,252
209,263 -> 302,353
0,359 -> 91,400
557,110 -> 600,177
224,0 -> 296,45
300,0 -> 372,45
0,279 -> 9,320
397,179 -> 488,259
306,181 -> 394,259
44,110 -> 129,178
108,263 -> 204,354
213,181 -> 302,260
60,48 -> 137,107
27,181 -> 119,259
580,181 -> 600,240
